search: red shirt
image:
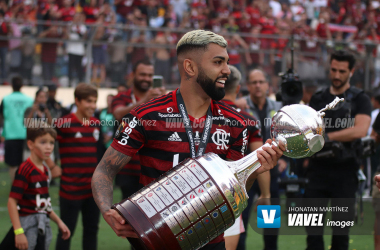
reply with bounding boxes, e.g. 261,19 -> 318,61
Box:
57,113 -> 101,200
83,6 -> 99,23
116,0 -> 140,16
59,7 -> 76,22
41,33 -> 62,63
10,159 -> 51,216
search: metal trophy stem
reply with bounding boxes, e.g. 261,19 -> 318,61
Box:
112,97 -> 345,250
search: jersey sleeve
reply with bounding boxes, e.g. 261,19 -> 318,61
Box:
226,122 -> 248,161
9,168 -> 28,200
111,93 -> 132,113
110,112 -> 146,158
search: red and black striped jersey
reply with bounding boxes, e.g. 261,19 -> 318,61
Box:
111,89 -> 135,113
10,158 -> 52,216
222,99 -> 262,146
111,89 -> 248,186
111,89 -> 141,177
56,113 -> 101,200
111,90 -> 248,244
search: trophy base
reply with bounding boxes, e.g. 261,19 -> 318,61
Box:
113,199 -> 182,250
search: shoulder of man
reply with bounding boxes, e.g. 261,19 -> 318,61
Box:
130,90 -> 175,120
266,97 -> 282,111
215,100 -> 247,127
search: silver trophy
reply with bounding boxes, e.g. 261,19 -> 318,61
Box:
112,97 -> 344,250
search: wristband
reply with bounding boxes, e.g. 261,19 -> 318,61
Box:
14,228 -> 24,235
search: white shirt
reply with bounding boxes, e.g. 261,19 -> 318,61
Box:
67,24 -> 87,56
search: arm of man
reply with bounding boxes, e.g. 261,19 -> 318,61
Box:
91,147 -> 138,238
249,141 -> 270,198
327,114 -> 370,142
92,112 -> 146,238
328,92 -> 372,141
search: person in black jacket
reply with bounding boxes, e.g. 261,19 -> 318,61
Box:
305,50 -> 372,250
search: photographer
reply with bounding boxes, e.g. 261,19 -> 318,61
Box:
305,50 -> 372,250
24,87 -> 53,125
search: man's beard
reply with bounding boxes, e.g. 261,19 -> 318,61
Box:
197,68 -> 226,101
134,79 -> 151,92
331,77 -> 349,90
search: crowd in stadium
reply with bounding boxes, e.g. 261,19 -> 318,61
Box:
0,0 -> 378,88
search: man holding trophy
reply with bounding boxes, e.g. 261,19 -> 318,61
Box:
92,30 -> 285,249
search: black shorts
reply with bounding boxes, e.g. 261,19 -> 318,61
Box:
4,140 -> 24,166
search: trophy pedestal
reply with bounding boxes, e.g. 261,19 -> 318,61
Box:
113,155 -> 244,250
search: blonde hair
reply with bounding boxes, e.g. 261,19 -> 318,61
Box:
176,30 -> 227,55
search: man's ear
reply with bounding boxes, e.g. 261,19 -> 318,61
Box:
27,140 -> 34,151
235,85 -> 241,95
183,59 -> 198,78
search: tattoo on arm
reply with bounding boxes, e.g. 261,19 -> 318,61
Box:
92,147 -> 131,214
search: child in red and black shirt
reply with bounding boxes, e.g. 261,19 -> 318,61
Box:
0,125 -> 70,250
55,83 -> 102,250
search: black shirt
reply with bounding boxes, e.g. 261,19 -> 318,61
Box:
309,86 -> 372,168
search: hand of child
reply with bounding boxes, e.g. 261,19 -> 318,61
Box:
58,221 -> 71,240
15,233 -> 28,250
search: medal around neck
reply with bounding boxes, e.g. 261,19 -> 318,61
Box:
112,97 -> 343,250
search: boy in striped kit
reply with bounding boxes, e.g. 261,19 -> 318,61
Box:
1,125 -> 70,250
55,83 -> 102,250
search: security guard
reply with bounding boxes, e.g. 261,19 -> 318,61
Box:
305,50 -> 372,250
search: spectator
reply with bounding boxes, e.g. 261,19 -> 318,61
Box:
24,87 -> 53,125
224,16 -> 239,33
39,23 -> 68,85
0,10 -> 10,83
143,0 -> 166,28
225,32 -> 252,74
0,76 -> 33,181
9,12 -> 23,75
67,12 -> 87,85
238,69 -> 285,250
247,25 -> 264,70
57,0 -> 76,22
83,0 -> 99,24
46,84 -> 65,120
114,0 -> 139,24
304,0 -> 317,25
111,59 -> 164,201
92,13 -> 107,86
55,83 -> 102,250
151,33 -> 171,84
169,0 -> 188,22
20,24 -> 36,85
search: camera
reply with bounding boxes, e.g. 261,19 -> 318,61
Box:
275,35 -> 303,105
39,104 -> 46,112
277,69 -> 303,105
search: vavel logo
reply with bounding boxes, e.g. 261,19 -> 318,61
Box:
257,205 -> 281,228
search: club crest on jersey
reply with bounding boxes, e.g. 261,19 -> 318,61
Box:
93,128 -> 100,141
167,107 -> 173,113
212,128 -> 230,150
